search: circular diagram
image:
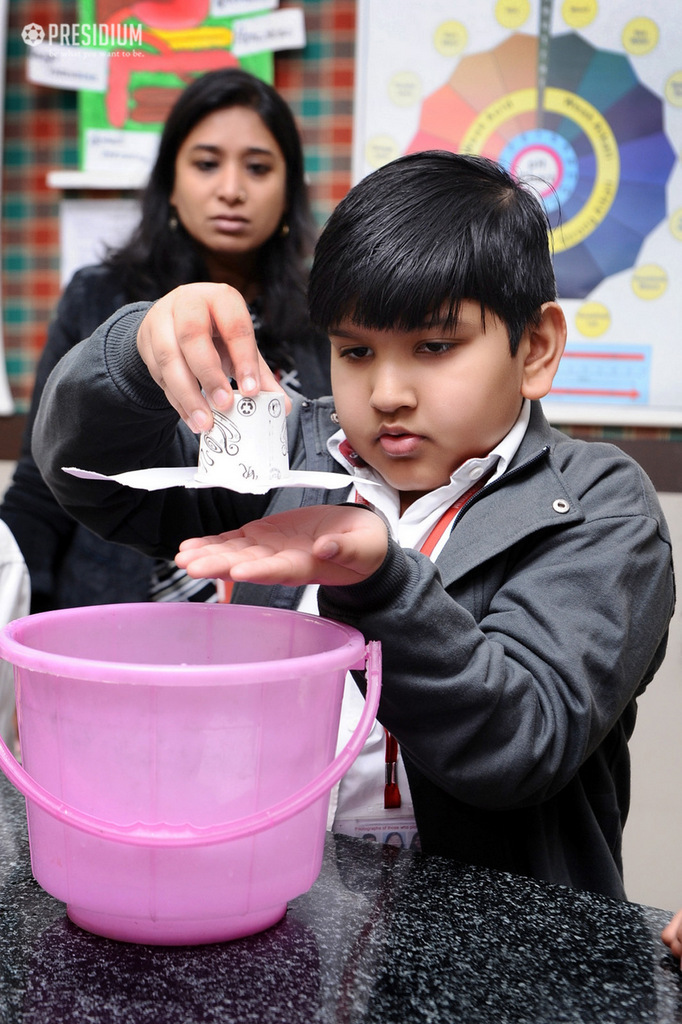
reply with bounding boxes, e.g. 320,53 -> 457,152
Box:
500,128 -> 579,216
405,32 -> 676,298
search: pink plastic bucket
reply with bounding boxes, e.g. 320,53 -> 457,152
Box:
0,603 -> 380,945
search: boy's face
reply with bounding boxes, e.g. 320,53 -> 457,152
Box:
329,302 -> 530,513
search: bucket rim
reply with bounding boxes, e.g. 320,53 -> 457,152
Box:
0,641 -> 382,846
0,603 -> 367,685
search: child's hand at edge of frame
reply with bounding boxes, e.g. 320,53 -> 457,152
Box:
662,908 -> 682,960
175,505 -> 389,588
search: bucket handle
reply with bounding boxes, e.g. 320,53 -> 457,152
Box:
0,642 -> 381,848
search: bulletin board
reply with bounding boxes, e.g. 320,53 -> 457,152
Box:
76,0 -> 284,177
353,0 -> 682,426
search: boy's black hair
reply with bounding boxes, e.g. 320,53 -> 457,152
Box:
308,151 -> 557,355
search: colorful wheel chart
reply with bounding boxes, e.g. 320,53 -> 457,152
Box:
405,32 -> 676,298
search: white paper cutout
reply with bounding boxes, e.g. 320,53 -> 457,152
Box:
62,465 -> 356,494
62,393 -> 374,494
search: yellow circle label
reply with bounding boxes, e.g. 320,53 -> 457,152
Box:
631,263 -> 668,299
665,71 -> 682,108
388,72 -> 422,108
561,0 -> 598,29
495,0 -> 531,29
459,86 -> 620,252
669,207 -> 682,240
433,20 -> 468,58
622,17 -> 659,56
365,135 -> 400,170
574,302 -> 611,337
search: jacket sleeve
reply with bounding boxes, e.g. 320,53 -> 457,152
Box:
318,465 -> 674,811
0,268 -> 124,604
32,302 -> 269,559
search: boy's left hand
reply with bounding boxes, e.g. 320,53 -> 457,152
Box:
175,505 -> 389,587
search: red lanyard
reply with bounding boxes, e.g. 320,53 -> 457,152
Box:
418,473 -> 492,557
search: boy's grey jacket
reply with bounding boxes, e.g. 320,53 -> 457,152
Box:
0,266 -> 331,611
33,303 -> 675,899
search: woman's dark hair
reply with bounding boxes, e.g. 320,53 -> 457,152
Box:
103,68 -> 318,365
308,151 -> 558,354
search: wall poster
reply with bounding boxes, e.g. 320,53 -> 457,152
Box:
76,0 -> 295,179
353,0 -> 682,425
25,2 -> 304,181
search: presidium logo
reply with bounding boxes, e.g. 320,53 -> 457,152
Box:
21,23 -> 44,46
21,21 -> 142,47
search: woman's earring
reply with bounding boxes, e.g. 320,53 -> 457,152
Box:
280,220 -> 290,237
169,213 -> 178,231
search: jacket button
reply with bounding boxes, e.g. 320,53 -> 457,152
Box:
552,498 -> 570,514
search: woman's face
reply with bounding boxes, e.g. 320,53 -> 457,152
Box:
170,105 -> 288,271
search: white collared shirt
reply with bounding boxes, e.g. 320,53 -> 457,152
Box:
298,400 -> 531,845
327,397 -> 530,557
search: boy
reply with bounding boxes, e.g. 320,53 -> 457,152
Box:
33,152 -> 674,899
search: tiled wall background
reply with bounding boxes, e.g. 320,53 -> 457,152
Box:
1,0 -> 355,412
1,0 -> 677,450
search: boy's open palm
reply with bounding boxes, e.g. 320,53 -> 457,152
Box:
175,505 -> 389,588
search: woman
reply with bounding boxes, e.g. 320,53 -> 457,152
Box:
0,68 -> 330,612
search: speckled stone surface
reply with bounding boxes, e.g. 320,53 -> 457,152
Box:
0,772 -> 680,1023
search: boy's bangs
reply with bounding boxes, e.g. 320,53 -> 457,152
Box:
312,245 -> 489,334
334,274 -> 462,334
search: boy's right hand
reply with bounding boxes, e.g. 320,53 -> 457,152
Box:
136,282 -> 286,434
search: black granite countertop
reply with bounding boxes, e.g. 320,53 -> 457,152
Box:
0,772 -> 680,1023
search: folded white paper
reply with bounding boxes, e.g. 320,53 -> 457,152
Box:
61,394 -> 375,495
62,465 -> 359,494
197,394 -> 289,489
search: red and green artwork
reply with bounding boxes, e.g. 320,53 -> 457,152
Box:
77,0 -> 273,167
